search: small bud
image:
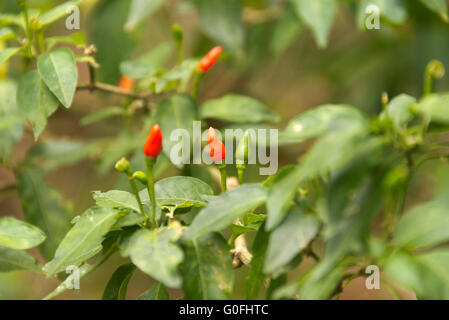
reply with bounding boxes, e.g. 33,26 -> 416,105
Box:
172,24 -> 183,46
381,92 -> 388,105
236,131 -> 250,168
115,157 -> 130,173
426,60 -> 445,79
132,171 -> 147,184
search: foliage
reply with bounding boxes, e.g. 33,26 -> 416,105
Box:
1,0 -> 449,300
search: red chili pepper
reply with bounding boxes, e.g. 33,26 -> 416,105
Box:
119,76 -> 134,91
143,124 -> 163,158
208,127 -> 226,162
208,126 -> 217,144
198,46 -> 222,72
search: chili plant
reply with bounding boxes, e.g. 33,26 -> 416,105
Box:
2,0 -> 449,300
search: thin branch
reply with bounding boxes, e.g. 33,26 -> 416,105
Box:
0,184 -> 16,193
307,248 -> 320,262
77,82 -> 151,101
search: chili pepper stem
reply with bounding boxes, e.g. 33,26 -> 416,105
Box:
192,70 -> 204,99
145,157 -> 157,229
423,73 -> 434,97
37,30 -> 46,54
125,168 -> 146,219
237,168 -> 245,185
217,164 -> 227,193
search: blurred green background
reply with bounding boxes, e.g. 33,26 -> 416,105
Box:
1,0 -> 449,299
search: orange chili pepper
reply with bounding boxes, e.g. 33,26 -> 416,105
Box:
208,127 -> 226,162
198,46 -> 222,72
119,75 -> 134,91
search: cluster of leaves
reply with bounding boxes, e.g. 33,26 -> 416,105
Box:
1,0 -> 449,300
123,0 -> 449,53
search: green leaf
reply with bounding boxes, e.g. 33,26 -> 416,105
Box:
128,226 -> 183,288
416,93 -> 449,125
138,282 -> 170,300
17,71 -> 59,139
271,4 -> 302,56
246,223 -> 270,300
182,184 -> 267,241
264,210 -> 318,274
279,104 -> 364,145
230,224 -> 258,237
154,59 -> 197,94
80,107 -> 124,126
0,80 -> 23,162
267,125 -> 372,230
24,141 -> 92,172
420,0 -> 448,21
16,169 -> 73,261
0,13 -> 23,28
125,0 -> 166,31
42,263 -> 91,300
273,259 -> 347,300
46,32 -> 86,51
0,47 -> 19,65
43,206 -> 119,276
93,190 -> 141,213
0,27 -> 17,41
0,246 -> 42,273
325,163 -> 387,261
200,94 -> 280,123
89,0 -> 137,83
0,217 -> 46,250
114,210 -> 146,228
139,176 -> 214,210
291,0 -> 337,48
380,94 -> 416,129
194,0 -> 245,53
97,132 -> 142,174
102,263 -> 136,300
37,48 -> 78,108
299,260 -> 348,300
385,249 -> 449,299
394,193 -> 449,250
356,0 -> 407,28
154,94 -> 197,163
120,42 -> 173,79
180,233 -> 234,299
266,274 -> 287,300
37,0 -> 84,26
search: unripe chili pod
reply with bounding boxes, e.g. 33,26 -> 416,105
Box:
115,157 -> 130,173
119,75 -> 134,91
144,124 -> 163,158
172,24 -> 183,46
132,171 -> 148,184
236,131 -> 250,169
198,46 -> 222,72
